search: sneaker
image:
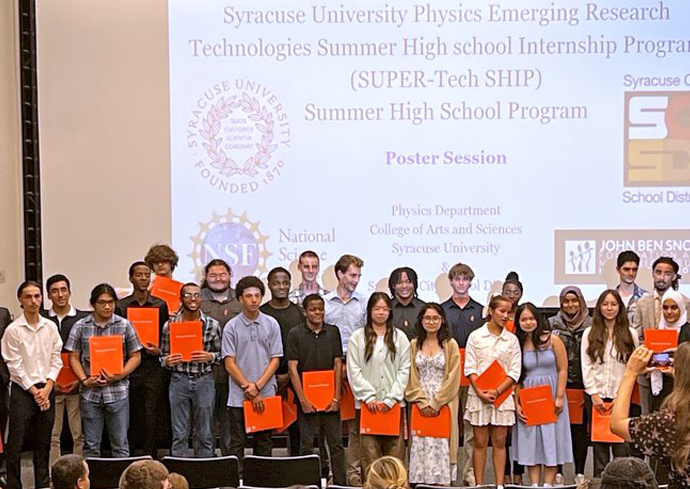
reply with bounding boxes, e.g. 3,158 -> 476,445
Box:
554,473 -> 564,486
574,474 -> 588,487
464,472 -> 476,487
514,475 -> 523,486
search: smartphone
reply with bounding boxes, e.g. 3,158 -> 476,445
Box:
649,351 -> 674,368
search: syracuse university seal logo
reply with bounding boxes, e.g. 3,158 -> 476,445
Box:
187,79 -> 290,194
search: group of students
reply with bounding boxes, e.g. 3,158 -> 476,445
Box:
1,245 -> 690,489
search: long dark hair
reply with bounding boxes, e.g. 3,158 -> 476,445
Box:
414,303 -> 451,348
364,292 -> 397,363
515,302 -> 550,384
663,342 -> 690,470
586,290 -> 635,364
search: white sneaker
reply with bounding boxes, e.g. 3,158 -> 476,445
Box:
574,474 -> 588,487
554,473 -> 564,486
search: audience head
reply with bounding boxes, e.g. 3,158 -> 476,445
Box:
267,267 -> 291,301
128,261 -> 152,292
302,294 -> 325,327
447,262 -> 474,297
235,276 -> 265,315
145,244 -> 179,278
600,457 -> 658,489
167,473 -> 188,489
203,259 -> 232,293
89,283 -> 118,322
414,302 -> 450,346
364,455 -> 408,489
51,454 -> 89,489
660,289 -> 688,329
652,256 -> 680,293
501,271 -> 523,308
46,274 -> 71,310
388,267 -> 419,302
297,250 -> 321,284
334,254 -> 363,293
119,460 -> 169,489
557,286 -> 589,329
179,282 -> 201,313
588,289 -> 634,364
616,251 -> 640,286
486,295 -> 512,329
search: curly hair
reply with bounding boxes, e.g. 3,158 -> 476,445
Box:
144,244 -> 179,271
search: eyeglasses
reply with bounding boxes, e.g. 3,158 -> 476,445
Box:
96,300 -> 115,306
423,316 -> 442,323
372,307 -> 391,312
182,293 -> 201,299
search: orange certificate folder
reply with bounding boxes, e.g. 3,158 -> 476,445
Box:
475,360 -> 513,408
410,404 -> 451,438
243,396 -> 284,433
591,403 -> 624,443
340,382 -> 356,421
566,389 -> 585,424
277,390 -> 297,433
150,276 -> 183,314
127,308 -> 159,347
360,402 -> 401,436
56,352 -> 77,388
459,348 -> 469,387
644,328 -> 679,352
89,335 -> 124,376
303,370 -> 335,412
170,321 -> 203,362
519,385 -> 558,426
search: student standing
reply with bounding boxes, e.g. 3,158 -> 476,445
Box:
464,295 -> 521,489
405,303 -> 461,486
581,290 -> 638,477
347,292 -> 410,480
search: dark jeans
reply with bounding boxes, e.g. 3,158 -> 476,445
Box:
128,369 -> 166,457
6,383 -> 55,489
228,407 -> 273,466
298,409 -> 346,485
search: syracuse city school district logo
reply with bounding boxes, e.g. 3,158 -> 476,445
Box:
564,240 -> 596,275
188,209 -> 271,280
188,79 -> 290,193
624,92 -> 690,186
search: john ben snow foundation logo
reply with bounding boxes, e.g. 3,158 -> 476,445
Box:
187,79 -> 291,194
188,209 -> 271,281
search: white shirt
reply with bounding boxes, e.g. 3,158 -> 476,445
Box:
324,290 -> 367,353
1,313 -> 63,391
347,327 -> 410,408
464,323 -> 522,382
581,326 -> 639,399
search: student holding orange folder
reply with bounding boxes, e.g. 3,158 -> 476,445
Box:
581,290 -> 639,477
464,295 -> 521,489
222,277 -> 283,465
286,294 -> 346,485
405,303 -> 461,486
347,293 -> 410,481
160,282 -> 221,457
511,303 -> 573,486
65,284 -> 142,458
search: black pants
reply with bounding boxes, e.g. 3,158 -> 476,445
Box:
215,382 -> 232,455
128,369 -> 167,458
592,397 -> 630,477
228,407 -> 273,466
288,409 -> 330,477
559,388 -> 590,476
298,409 -> 346,485
6,383 -> 55,489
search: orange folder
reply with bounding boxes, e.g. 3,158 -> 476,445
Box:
303,370 -> 335,411
410,404 -> 451,438
475,360 -> 513,408
170,321 -> 203,361
505,319 -> 516,334
566,389 -> 585,424
150,276 -> 183,314
340,381 -> 356,421
243,395 -> 284,433
591,402 -> 624,443
644,328 -> 679,352
519,385 -> 558,426
89,335 -> 124,376
276,389 -> 297,433
56,352 -> 77,388
360,402 -> 401,436
459,348 -> 469,387
127,307 -> 160,346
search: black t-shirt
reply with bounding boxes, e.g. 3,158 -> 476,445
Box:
260,302 -> 303,374
286,322 -> 343,375
441,297 -> 484,348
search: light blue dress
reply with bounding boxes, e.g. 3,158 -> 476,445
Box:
511,347 -> 574,466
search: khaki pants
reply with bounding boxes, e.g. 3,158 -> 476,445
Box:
346,417 -> 362,486
460,386 -> 475,484
50,394 -> 83,466
359,410 -> 405,484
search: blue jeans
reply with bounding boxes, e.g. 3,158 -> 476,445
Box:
170,372 -> 215,457
80,397 -> 130,457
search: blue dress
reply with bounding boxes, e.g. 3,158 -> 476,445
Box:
511,347 -> 573,466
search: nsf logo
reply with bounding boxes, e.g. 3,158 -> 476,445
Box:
624,92 -> 690,186
564,240 -> 596,275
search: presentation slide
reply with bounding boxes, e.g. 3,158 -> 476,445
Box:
169,0 -> 690,304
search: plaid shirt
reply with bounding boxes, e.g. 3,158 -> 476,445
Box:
160,311 -> 221,376
288,283 -> 329,307
617,283 -> 647,324
65,314 -> 142,404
